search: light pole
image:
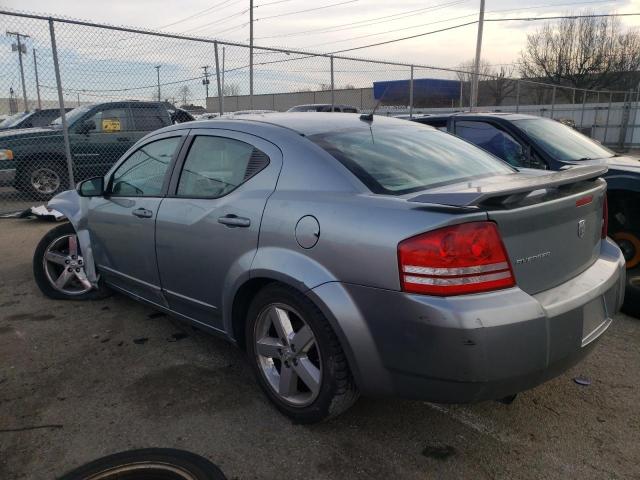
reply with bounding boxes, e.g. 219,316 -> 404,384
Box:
155,65 -> 161,102
249,0 -> 254,108
33,47 -> 42,110
470,0 -> 485,111
7,31 -> 30,111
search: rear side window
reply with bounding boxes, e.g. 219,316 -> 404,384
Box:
30,110 -> 60,127
177,136 -> 269,198
131,105 -> 169,131
414,118 -> 448,131
309,124 -> 514,195
455,121 -> 526,167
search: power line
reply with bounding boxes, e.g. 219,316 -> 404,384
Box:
255,0 -> 612,40
256,0 -> 295,6
256,0 -> 359,21
291,0 -> 618,52
255,1 -> 465,38
330,20 -> 479,54
155,0 -> 239,29
485,12 -> 640,22
179,7 -> 250,34
302,12 -> 479,49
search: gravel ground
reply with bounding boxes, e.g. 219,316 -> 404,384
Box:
1,218 -> 639,480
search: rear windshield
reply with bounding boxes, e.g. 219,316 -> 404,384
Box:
309,124 -> 514,194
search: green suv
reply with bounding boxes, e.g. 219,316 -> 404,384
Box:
0,101 -> 189,199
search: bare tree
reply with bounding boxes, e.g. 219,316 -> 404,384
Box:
223,83 -> 240,96
178,85 -> 191,106
519,14 -> 640,90
457,60 -> 516,106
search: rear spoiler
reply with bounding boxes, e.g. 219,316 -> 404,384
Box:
409,165 -> 608,208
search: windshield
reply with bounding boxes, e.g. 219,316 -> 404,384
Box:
0,111 -> 31,129
513,117 -> 615,161
309,124 -> 515,195
50,105 -> 93,126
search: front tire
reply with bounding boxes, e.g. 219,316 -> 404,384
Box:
17,161 -> 69,201
33,222 -> 110,300
246,284 -> 359,423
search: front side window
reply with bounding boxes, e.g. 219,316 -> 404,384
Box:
177,136 -> 269,198
513,117 -> 615,161
455,121 -> 527,167
111,137 -> 180,196
309,124 -> 514,195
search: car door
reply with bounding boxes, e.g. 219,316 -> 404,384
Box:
70,104 -> 135,180
453,119 -> 547,169
155,130 -> 282,331
87,132 -> 187,305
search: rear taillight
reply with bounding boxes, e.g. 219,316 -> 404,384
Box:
602,195 -> 608,239
398,221 -> 515,296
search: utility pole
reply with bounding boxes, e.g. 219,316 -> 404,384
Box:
7,31 -> 30,111
249,0 -> 254,108
201,65 -> 210,101
470,0 -> 485,111
77,92 -> 80,107
222,46 -> 226,96
33,48 -> 42,110
155,65 -> 161,102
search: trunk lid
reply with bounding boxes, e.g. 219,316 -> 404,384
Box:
409,166 -> 607,294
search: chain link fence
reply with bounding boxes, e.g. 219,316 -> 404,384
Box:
1,9 -> 639,215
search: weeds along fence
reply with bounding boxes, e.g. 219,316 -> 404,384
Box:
0,9 -> 639,214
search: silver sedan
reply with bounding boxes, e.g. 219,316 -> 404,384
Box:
34,113 -> 625,423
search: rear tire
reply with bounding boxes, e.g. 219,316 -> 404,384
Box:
57,448 -> 227,480
246,283 -> 359,423
33,222 -> 110,300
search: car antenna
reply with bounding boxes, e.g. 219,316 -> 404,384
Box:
360,86 -> 389,122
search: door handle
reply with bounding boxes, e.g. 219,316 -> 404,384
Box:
132,208 -> 153,218
218,214 -> 251,228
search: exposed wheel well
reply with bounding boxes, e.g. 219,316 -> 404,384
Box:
231,277 -> 276,350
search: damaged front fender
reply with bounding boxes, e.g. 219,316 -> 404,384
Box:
48,189 -> 99,286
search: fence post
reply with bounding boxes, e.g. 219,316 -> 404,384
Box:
550,86 -> 556,119
409,65 -> 414,119
330,56 -> 335,111
49,19 -> 74,189
515,80 -> 520,113
580,90 -> 587,129
214,41 -> 224,115
603,92 -> 613,145
618,90 -> 632,150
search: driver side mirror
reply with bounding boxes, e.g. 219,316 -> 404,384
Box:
77,119 -> 95,135
77,176 -> 104,197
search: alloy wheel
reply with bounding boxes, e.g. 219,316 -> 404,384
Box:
42,234 -> 93,295
254,303 -> 322,406
30,167 -> 61,195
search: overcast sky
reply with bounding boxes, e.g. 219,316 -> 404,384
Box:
1,0 -> 639,105
5,0 -> 639,66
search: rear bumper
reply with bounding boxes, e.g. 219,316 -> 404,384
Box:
309,238 -> 625,402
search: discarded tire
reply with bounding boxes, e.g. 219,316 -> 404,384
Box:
57,448 -> 227,480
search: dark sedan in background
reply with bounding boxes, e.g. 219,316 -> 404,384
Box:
413,112 -> 640,313
0,108 -> 72,130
